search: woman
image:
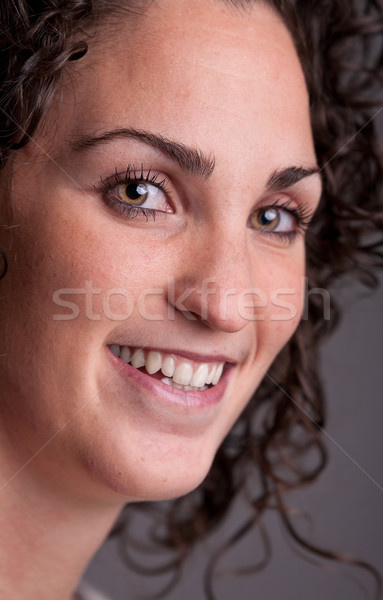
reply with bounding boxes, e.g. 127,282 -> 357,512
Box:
0,1 -> 382,599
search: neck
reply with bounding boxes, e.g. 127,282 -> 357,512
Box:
0,466 -> 123,600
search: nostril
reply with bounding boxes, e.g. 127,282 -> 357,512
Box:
185,310 -> 204,321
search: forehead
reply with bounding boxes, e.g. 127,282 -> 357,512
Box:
53,0 -> 313,169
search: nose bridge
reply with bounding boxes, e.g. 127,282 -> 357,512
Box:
169,224 -> 254,332
206,231 -> 250,290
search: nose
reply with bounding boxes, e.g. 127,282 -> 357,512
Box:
167,228 -> 255,333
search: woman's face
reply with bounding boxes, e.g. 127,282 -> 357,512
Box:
0,0 -> 321,502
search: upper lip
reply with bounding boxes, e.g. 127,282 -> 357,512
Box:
108,343 -> 239,365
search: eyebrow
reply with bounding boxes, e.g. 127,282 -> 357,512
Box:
70,127 -> 320,190
69,127 -> 216,181
266,165 -> 321,191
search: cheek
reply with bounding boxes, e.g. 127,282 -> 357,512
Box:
6,185 -> 135,313
254,247 -> 306,354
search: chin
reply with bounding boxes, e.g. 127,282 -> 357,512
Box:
78,431 -> 218,504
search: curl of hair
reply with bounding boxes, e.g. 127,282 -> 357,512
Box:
0,248 -> 7,280
0,0 -> 95,167
0,0 -> 382,598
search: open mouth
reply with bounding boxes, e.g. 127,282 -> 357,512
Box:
109,345 -> 226,392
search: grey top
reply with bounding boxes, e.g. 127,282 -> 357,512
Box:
76,581 -> 113,600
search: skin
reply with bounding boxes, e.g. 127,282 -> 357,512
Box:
0,1 -> 322,598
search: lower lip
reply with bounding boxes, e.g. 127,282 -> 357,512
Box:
108,349 -> 233,409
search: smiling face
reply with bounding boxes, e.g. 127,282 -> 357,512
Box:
0,0 -> 321,503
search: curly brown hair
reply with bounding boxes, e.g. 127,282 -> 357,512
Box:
0,0 -> 382,598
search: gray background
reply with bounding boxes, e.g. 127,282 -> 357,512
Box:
82,277 -> 383,599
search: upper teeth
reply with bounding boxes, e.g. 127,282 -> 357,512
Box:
110,345 -> 225,388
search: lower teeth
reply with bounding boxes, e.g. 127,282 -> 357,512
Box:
161,377 -> 209,392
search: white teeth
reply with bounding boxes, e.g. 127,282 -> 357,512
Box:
113,345 -> 226,388
146,351 -> 162,375
120,346 -> 131,363
173,362 -> 193,386
190,363 -> 209,387
110,345 -> 120,358
205,365 -> 217,385
212,363 -> 224,385
161,355 -> 175,377
131,348 -> 145,369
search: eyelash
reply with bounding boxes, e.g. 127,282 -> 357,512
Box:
94,165 -> 315,240
94,165 -> 172,222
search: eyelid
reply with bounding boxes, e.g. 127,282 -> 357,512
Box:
95,164 -> 173,198
256,194 -> 315,222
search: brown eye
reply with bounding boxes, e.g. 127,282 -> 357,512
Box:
117,183 -> 149,206
250,207 -> 282,231
113,180 -> 173,214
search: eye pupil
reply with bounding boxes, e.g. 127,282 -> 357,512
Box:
257,208 -> 279,229
118,183 -> 148,205
126,183 -> 146,201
